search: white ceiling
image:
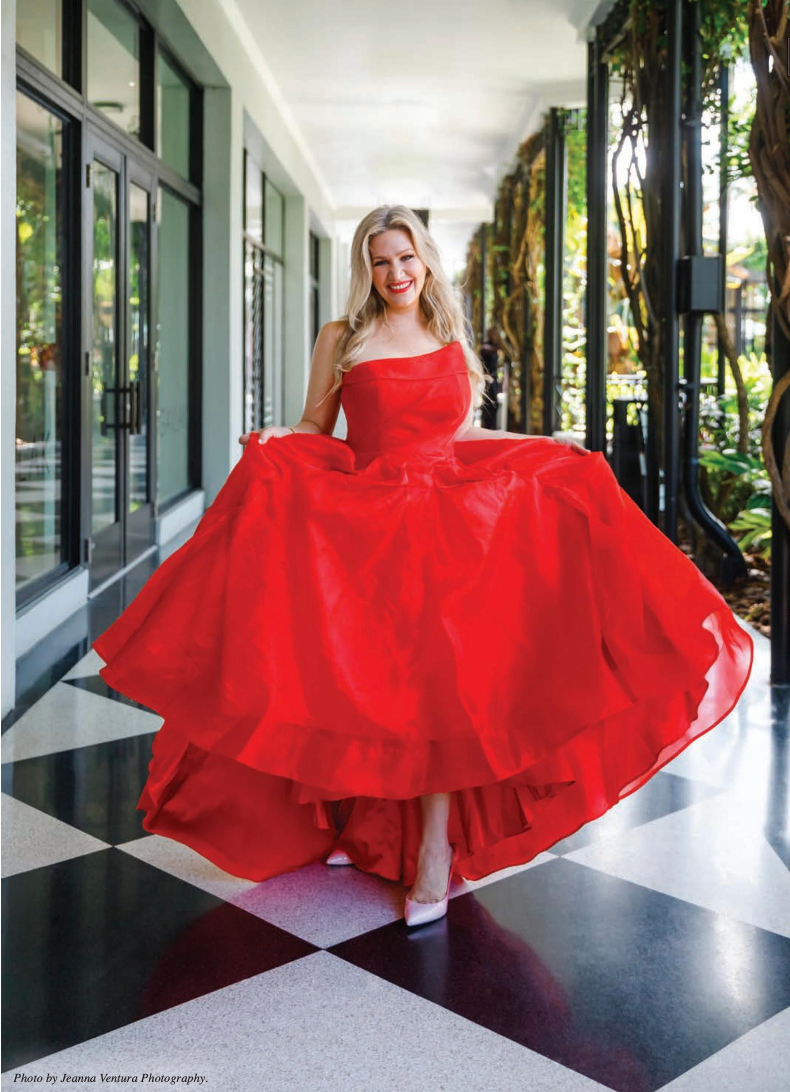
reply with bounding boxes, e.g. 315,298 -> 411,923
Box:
227,0 -> 606,266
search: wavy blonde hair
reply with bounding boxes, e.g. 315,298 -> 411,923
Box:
316,205 -> 492,417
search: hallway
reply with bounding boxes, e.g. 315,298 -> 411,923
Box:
2,558 -> 788,1091
4,0 -> 790,1088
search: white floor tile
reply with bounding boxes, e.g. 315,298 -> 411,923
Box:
565,790 -> 790,938
1,681 -> 160,763
657,1003 -> 790,1092
0,951 -> 612,1092
1,793 -> 110,878
663,625 -> 773,791
117,833 -> 556,948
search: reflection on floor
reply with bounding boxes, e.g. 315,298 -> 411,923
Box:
2,548 -> 788,1091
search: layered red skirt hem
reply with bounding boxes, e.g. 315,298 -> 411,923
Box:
92,431 -> 754,888
95,603 -> 752,887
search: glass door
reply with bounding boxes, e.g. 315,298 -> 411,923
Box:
84,128 -> 154,590
126,163 -> 155,560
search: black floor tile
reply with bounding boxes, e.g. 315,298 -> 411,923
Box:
1,732 -> 158,845
62,673 -> 156,714
549,770 -> 723,856
330,857 -> 790,1092
1,849 -> 316,1072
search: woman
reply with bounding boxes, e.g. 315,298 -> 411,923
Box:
93,205 -> 753,929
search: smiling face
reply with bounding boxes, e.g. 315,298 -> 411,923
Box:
369,228 -> 428,313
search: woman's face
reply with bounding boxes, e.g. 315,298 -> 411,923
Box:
369,228 -> 427,312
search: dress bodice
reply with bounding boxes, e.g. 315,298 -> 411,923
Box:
340,340 -> 471,468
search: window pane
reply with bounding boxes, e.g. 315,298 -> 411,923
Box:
245,154 -> 262,242
156,189 -> 189,504
90,161 -> 119,537
129,183 -> 150,513
87,0 -> 141,139
243,241 -> 262,435
262,254 -> 284,426
156,50 -> 190,178
264,178 -> 283,257
17,0 -> 63,77
15,93 -> 65,589
271,257 -> 284,424
311,284 -> 319,346
262,255 -> 274,427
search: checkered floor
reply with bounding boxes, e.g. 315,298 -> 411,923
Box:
2,596 -> 788,1091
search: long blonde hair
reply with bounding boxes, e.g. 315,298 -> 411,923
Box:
317,205 -> 492,417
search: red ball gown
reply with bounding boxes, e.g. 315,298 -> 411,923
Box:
92,340 -> 754,886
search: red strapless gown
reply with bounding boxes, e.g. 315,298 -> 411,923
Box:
92,340 -> 754,885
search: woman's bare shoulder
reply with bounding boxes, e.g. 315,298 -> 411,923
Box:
310,321 -> 347,379
322,319 -> 348,343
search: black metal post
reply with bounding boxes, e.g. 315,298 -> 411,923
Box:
770,309 -> 790,683
681,0 -> 746,584
734,284 -> 744,358
522,261 -> 531,433
479,223 -> 487,346
717,63 -> 729,398
543,108 -> 567,438
503,194 -> 514,431
585,29 -> 609,455
662,0 -> 682,543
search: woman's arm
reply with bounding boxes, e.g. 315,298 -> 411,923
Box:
292,321 -> 344,435
454,421 -> 591,455
239,321 -> 343,445
454,423 -> 534,442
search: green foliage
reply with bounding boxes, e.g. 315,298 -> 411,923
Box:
698,350 -> 774,558
611,0 -> 748,104
561,111 -> 587,213
739,240 -> 769,275
722,103 -> 755,187
730,503 -> 773,557
560,198 -> 588,433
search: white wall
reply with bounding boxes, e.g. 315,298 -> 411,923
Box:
1,0 -> 343,715
140,0 -> 341,496
201,84 -> 240,504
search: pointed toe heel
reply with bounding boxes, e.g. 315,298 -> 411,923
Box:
325,848 -> 354,866
404,843 -> 459,928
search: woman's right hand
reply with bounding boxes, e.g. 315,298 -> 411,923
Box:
238,425 -> 294,447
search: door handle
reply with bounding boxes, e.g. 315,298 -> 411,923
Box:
129,379 -> 141,435
101,386 -> 131,432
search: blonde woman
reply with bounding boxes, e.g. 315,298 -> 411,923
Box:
94,205 -> 753,929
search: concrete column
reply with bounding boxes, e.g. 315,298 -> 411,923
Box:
202,85 -> 242,503
283,193 -> 309,427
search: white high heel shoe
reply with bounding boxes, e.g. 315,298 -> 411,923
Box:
325,848 -> 353,866
404,843 -> 459,928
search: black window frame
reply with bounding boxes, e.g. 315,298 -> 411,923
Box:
14,84 -> 81,610
309,229 -> 321,348
242,149 -> 286,434
14,0 -> 204,613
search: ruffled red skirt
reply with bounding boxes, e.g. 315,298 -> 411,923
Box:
93,433 -> 753,886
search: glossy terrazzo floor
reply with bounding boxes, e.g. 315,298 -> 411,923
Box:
2,526 -> 789,1092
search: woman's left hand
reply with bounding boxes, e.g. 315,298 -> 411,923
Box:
552,436 -> 591,456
